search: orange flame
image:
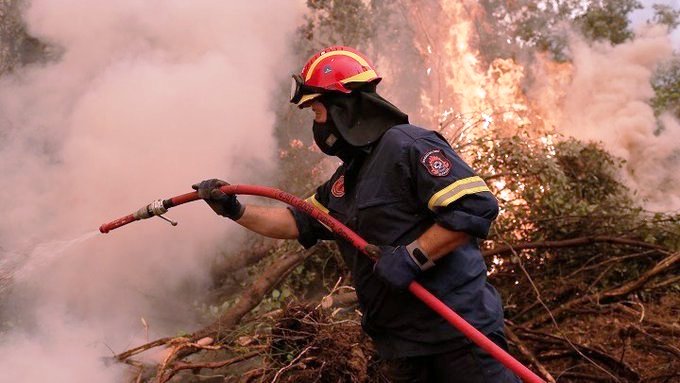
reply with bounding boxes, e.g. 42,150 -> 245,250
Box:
404,1 -> 573,144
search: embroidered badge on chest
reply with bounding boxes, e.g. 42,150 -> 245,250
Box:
421,149 -> 451,177
331,175 -> 345,198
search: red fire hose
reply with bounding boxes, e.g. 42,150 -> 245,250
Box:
100,184 -> 545,383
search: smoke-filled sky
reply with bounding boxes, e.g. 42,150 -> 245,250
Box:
0,1 -> 303,382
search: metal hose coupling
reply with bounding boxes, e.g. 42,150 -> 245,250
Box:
133,199 -> 178,226
133,199 -> 167,219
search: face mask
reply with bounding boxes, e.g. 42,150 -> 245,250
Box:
312,98 -> 369,162
313,119 -> 349,156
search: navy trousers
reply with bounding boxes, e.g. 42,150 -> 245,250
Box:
379,331 -> 521,383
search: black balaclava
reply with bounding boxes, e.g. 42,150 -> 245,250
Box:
312,84 -> 408,163
312,118 -> 353,159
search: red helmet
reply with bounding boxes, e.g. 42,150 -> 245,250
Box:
290,46 -> 382,107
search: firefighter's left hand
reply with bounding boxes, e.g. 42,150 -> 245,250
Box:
373,246 -> 421,290
192,179 -> 244,220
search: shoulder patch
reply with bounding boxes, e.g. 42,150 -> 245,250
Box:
331,175 -> 345,198
420,149 -> 451,177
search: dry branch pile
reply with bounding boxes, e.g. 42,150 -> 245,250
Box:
114,231 -> 678,383
261,302 -> 381,383
491,243 -> 679,382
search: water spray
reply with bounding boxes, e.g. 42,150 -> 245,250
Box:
100,184 -> 545,383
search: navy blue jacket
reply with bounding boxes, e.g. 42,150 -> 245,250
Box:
289,124 -> 504,358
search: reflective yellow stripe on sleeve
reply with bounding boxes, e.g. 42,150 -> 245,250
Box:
427,176 -> 491,210
306,194 -> 329,214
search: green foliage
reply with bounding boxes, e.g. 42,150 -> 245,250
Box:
478,0 -> 642,62
297,0 -> 375,54
650,54 -> 680,120
0,0 -> 50,75
478,0 -> 570,60
575,0 -> 642,45
652,3 -> 680,30
231,242 -> 346,319
464,135 -> 679,250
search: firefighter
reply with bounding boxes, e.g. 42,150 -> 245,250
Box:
193,46 -> 519,382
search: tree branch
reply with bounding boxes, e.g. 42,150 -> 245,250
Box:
483,236 -> 667,258
115,337 -> 174,361
160,351 -> 260,383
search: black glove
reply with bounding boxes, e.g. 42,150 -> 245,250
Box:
191,179 -> 244,220
373,243 -> 435,290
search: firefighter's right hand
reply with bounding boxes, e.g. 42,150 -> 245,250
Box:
191,179 -> 245,220
373,245 -> 421,290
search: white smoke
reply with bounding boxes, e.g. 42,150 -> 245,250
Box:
558,25 -> 680,211
0,1 -> 303,382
